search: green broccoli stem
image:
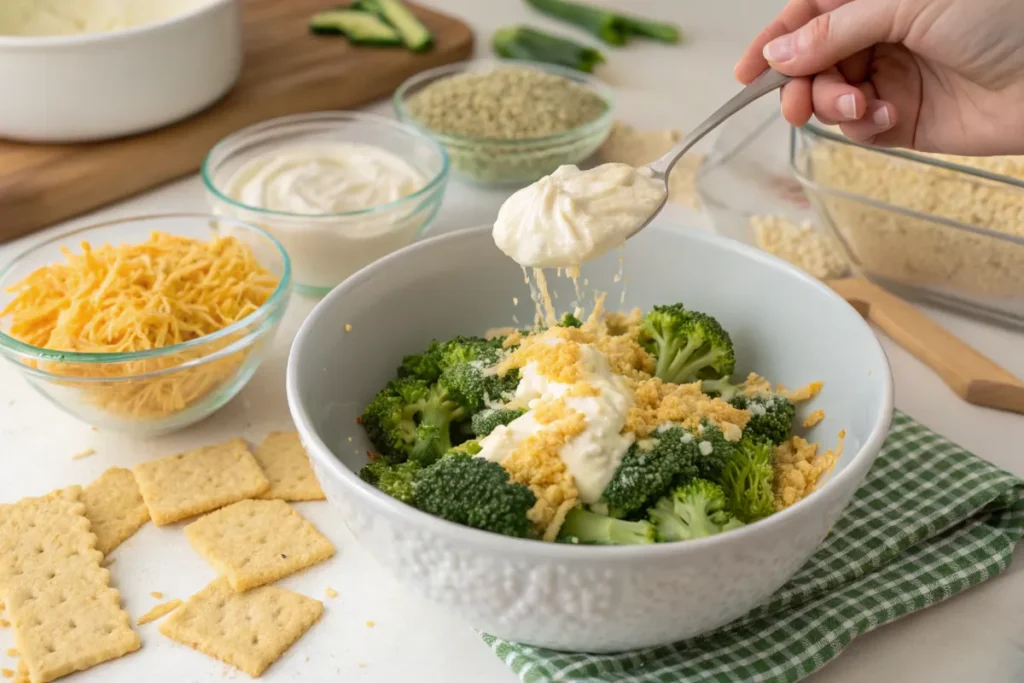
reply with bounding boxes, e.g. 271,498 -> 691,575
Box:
493,26 -> 605,73
558,506 -> 655,545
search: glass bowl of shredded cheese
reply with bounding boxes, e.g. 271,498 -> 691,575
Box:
0,213 -> 292,435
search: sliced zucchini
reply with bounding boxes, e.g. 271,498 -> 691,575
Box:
354,0 -> 433,52
309,9 -> 403,46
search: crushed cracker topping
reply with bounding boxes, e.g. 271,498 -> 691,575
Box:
773,430 -> 845,509
626,378 -> 750,439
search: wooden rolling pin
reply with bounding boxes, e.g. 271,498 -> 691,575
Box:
829,277 -> 1024,414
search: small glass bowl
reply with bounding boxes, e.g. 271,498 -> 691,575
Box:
393,60 -> 614,187
202,111 -> 449,297
0,214 -> 292,435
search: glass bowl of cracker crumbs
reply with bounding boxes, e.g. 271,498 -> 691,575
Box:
0,214 -> 292,435
792,122 -> 1024,328
394,60 -> 614,186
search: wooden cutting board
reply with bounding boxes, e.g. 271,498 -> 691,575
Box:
0,0 -> 473,243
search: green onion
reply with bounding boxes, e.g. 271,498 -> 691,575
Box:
492,26 -> 605,73
524,0 -> 681,46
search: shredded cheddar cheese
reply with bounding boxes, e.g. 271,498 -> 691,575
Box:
1,232 -> 278,419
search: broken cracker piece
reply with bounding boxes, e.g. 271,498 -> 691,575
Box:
803,409 -> 825,429
184,499 -> 334,592
134,438 -> 270,526
136,599 -> 183,626
253,431 -> 325,502
0,487 -> 139,683
81,467 -> 150,555
159,577 -> 323,677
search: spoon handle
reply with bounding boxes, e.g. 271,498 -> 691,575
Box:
648,68 -> 791,179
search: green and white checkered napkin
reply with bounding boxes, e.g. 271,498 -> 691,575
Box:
481,410 -> 1024,683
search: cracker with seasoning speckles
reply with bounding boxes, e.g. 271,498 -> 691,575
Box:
136,599 -> 182,626
81,468 -> 150,555
253,431 -> 325,502
0,487 -> 139,683
134,438 -> 270,526
159,578 -> 323,677
184,500 -> 334,592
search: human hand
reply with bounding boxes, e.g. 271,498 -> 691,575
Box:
735,0 -> 1024,155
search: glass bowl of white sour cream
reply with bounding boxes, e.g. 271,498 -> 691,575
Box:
202,111 -> 449,296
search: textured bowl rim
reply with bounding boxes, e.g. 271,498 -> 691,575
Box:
287,225 -> 895,559
201,110 -> 451,220
0,0 -> 235,47
0,212 -> 292,365
392,58 -> 615,149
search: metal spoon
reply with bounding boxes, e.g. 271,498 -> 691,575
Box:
630,68 -> 792,238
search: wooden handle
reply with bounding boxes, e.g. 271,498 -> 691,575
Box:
829,277 -> 1024,414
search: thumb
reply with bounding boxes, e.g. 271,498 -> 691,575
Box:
762,0 -> 897,76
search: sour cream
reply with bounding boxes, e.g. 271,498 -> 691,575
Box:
213,142 -> 428,291
476,344 -> 636,504
492,163 -> 666,269
223,143 -> 425,216
0,0 -> 209,37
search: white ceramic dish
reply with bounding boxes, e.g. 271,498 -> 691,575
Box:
0,0 -> 242,143
286,222 -> 894,652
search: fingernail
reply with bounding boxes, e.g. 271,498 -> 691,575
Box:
837,94 -> 858,120
763,35 -> 795,62
872,104 -> 891,128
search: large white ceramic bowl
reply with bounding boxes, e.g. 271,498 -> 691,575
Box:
286,222 -> 894,652
0,0 -> 242,143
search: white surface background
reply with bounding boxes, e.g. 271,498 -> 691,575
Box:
2,1 -> 1024,682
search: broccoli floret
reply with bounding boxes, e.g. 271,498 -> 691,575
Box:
360,378 -> 465,466
359,459 -> 421,505
640,304 -> 735,384
701,377 -> 796,446
647,479 -> 744,542
733,393 -> 795,446
694,420 -> 735,483
557,506 -> 655,545
721,437 -> 776,523
439,362 -> 519,416
559,312 -> 583,328
601,426 -> 700,517
397,340 -> 445,382
412,452 -> 536,538
471,408 -> 526,438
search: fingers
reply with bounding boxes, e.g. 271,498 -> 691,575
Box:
780,78 -> 814,126
838,100 -> 898,143
761,0 -> 897,77
735,0 -> 856,83
810,68 -> 867,122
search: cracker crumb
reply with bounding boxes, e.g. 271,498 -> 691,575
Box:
5,650 -> 15,657
779,381 -> 824,403
773,430 -> 845,509
325,588 -> 338,599
72,447 -> 96,460
0,620 -> 8,628
344,324 -> 352,333
365,620 -> 375,628
803,409 -> 825,428
136,599 -> 183,625
150,592 -> 164,599
2,668 -> 12,679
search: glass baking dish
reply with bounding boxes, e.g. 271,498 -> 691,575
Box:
791,122 -> 1024,328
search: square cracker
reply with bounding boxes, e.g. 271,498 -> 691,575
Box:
159,577 -> 323,677
134,438 -> 270,526
253,431 -> 325,502
184,499 -> 334,592
0,488 -> 139,683
81,468 -> 150,555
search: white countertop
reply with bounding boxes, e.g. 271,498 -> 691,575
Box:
2,1 -> 1024,682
